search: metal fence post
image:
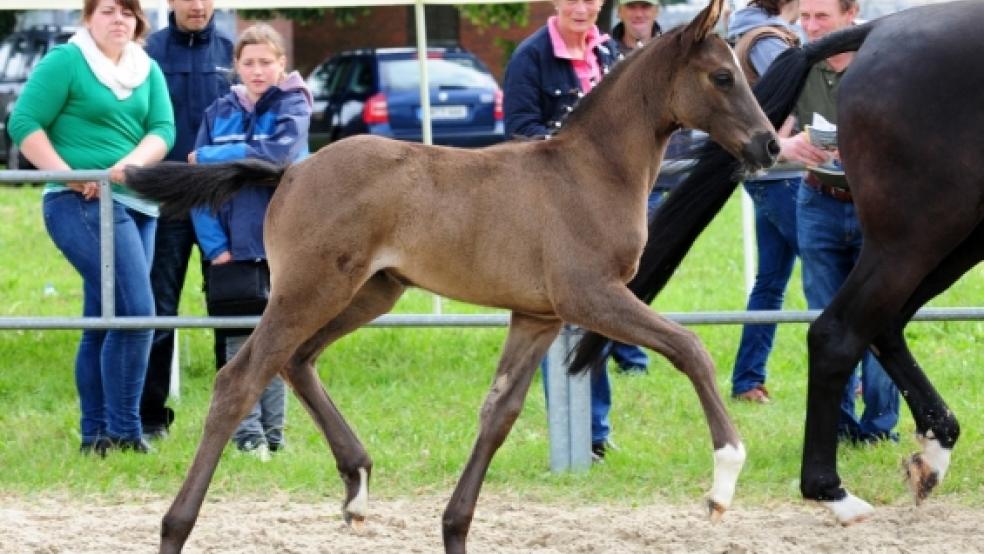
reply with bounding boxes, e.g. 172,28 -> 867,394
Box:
546,326 -> 591,472
98,178 -> 114,319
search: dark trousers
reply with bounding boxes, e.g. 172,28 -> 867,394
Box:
140,217 -> 202,430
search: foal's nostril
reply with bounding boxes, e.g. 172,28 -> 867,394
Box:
766,138 -> 780,158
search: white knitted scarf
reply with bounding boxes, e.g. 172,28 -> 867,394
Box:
69,27 -> 150,100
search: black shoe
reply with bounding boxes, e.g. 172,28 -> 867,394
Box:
80,437 -> 113,458
108,437 -> 154,453
591,442 -> 606,462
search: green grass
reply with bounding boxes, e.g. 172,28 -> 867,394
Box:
1,184 -> 983,509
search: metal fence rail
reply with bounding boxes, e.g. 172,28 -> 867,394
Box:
4,168 -> 983,473
4,308 -> 984,330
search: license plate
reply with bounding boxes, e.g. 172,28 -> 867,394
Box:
423,105 -> 468,120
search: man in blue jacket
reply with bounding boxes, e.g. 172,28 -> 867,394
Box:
140,0 -> 233,441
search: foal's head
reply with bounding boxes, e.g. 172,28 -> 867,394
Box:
666,0 -> 779,170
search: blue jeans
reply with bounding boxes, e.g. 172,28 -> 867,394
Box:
225,335 -> 286,448
731,177 -> 801,395
43,191 -> 156,443
796,184 -> 900,440
141,217 -> 199,430
541,357 -> 611,445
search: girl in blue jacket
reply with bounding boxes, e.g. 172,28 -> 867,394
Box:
190,23 -> 312,460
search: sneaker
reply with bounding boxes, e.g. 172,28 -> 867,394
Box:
142,425 -> 169,442
617,364 -> 648,376
734,385 -> 770,404
79,437 -> 112,458
238,440 -> 271,462
591,442 -> 606,463
590,439 -> 619,463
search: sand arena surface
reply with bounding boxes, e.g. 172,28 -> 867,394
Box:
2,493 -> 983,553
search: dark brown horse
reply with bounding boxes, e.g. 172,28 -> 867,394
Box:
126,0 -> 777,550
574,0 -> 983,526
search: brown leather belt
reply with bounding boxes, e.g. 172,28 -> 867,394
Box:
804,173 -> 853,203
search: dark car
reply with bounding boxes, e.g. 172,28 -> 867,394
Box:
305,47 -> 505,151
0,25 -> 75,169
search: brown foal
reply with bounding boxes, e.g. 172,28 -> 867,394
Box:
126,0 -> 778,551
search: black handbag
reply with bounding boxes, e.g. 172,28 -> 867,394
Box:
205,260 -> 270,316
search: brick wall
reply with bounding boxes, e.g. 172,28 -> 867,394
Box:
459,2 -> 555,82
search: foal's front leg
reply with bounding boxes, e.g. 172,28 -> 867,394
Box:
442,313 -> 561,554
558,283 -> 745,518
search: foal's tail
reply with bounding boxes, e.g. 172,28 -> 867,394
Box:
125,159 -> 286,217
568,21 -> 878,375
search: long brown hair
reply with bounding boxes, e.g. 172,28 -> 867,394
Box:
234,24 -> 287,61
83,0 -> 150,40
747,0 -> 797,17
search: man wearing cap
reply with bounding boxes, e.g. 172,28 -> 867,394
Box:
780,0 -> 900,444
611,0 -> 662,56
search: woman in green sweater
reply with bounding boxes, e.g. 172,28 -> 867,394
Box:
9,0 -> 175,455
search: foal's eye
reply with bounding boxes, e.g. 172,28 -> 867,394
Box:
711,70 -> 734,90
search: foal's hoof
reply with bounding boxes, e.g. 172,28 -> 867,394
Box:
342,467 -> 370,527
903,452 -> 939,505
822,492 -> 874,525
346,514 -> 366,531
706,498 -> 727,523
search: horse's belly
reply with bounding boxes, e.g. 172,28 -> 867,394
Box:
393,260 -> 554,315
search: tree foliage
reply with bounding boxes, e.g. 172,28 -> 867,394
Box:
237,8 -> 369,27
239,3 -> 530,30
457,3 -> 528,30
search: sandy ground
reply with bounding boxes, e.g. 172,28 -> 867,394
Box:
1,492 -> 982,553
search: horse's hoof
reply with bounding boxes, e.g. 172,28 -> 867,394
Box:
708,442 -> 745,518
707,498 -> 726,523
342,466 -> 370,524
348,514 -> 366,530
903,452 -> 939,505
822,492 -> 874,525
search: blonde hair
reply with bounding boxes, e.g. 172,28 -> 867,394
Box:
234,23 -> 287,61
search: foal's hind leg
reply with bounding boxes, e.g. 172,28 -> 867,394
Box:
160,275 -> 367,553
281,272 -> 406,527
442,313 -> 561,554
557,284 -> 744,518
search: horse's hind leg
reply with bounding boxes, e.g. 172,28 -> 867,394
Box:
281,271 -> 406,526
872,329 -> 957,505
870,227 -> 984,504
442,313 -> 561,554
160,274 -> 367,553
556,283 -> 744,518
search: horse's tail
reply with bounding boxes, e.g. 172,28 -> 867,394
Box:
567,21 -> 878,375
125,159 -> 286,217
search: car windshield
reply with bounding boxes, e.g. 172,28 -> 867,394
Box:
380,58 -> 497,92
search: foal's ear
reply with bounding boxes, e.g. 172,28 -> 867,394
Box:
685,0 -> 725,43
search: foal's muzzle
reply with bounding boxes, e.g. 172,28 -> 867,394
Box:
741,131 -> 780,171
